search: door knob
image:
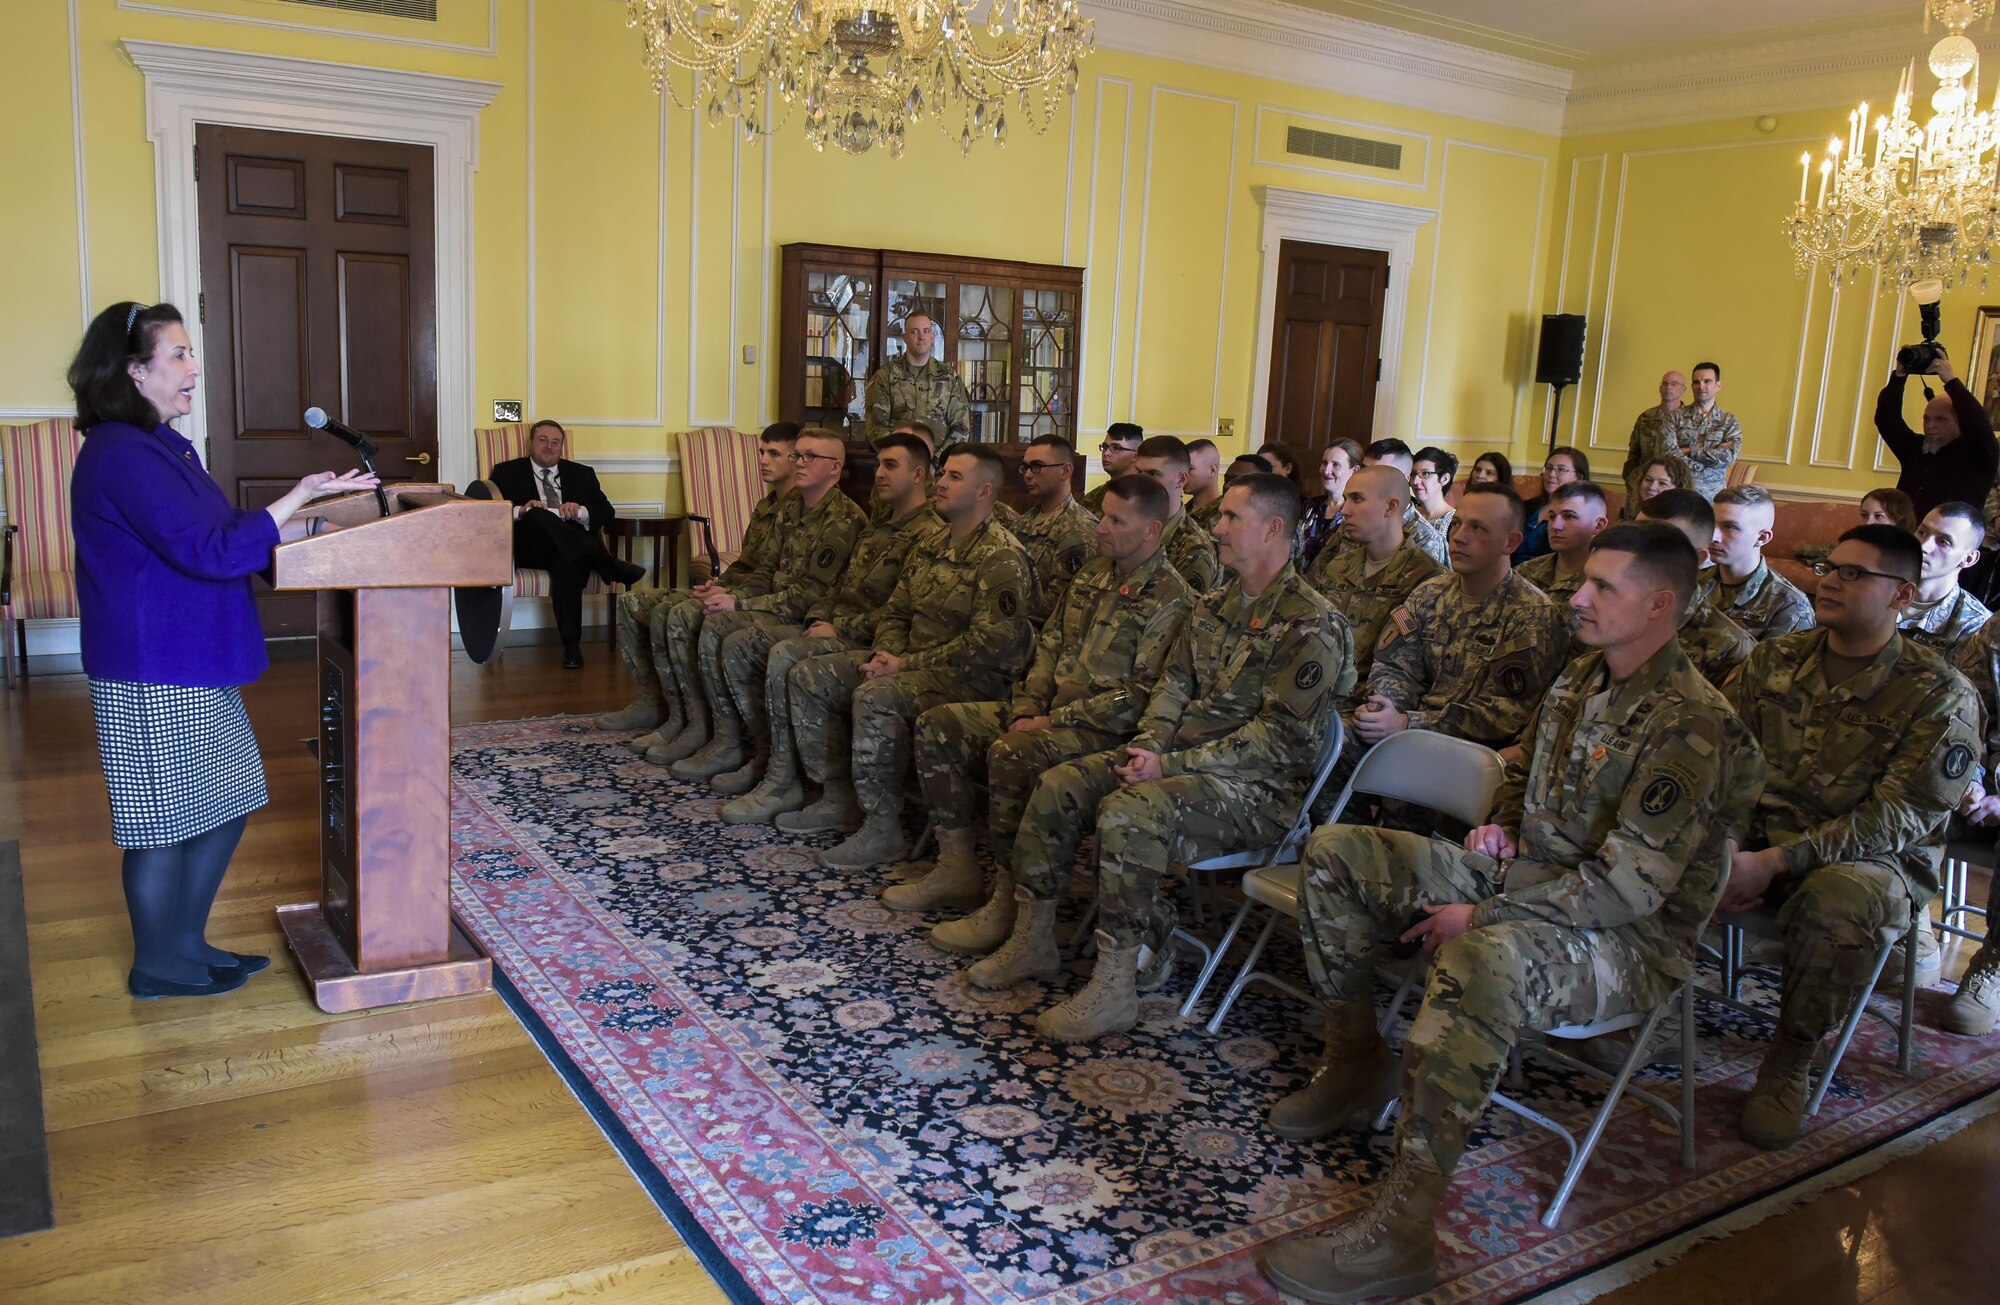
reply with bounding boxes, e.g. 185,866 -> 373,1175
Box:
407,451 -> 433,466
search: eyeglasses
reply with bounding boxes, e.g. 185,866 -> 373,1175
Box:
789,451 -> 842,466
1100,440 -> 1137,452
1809,560 -> 1912,584
1019,460 -> 1066,474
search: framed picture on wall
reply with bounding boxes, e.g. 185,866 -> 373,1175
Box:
1967,305 -> 2000,426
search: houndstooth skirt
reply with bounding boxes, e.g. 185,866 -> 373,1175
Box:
89,679 -> 269,849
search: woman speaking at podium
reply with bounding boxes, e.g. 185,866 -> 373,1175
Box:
66,301 -> 377,1000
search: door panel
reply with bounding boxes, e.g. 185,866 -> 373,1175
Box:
1264,239 -> 1388,470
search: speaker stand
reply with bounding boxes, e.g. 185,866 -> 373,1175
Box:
1546,381 -> 1570,456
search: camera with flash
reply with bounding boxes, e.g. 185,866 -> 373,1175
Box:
1897,278 -> 1949,375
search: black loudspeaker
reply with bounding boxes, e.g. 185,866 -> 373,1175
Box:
1534,314 -> 1587,387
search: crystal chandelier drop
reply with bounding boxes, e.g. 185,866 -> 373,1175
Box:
625,1 -> 1095,157
1788,0 -> 2000,292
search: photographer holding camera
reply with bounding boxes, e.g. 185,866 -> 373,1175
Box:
1874,283 -> 1999,522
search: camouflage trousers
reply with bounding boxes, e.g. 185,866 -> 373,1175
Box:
751,634 -> 861,786
613,588 -> 693,701
699,610 -> 801,733
1299,825 -> 1672,1173
1766,856 -> 1915,1042
913,701 -> 1123,866
1014,752 -> 1291,948
788,654 -> 1008,813
657,595 -> 711,709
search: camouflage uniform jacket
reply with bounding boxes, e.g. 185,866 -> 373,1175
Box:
1515,552 -> 1588,606
1663,404 -> 1743,500
1160,510 -> 1224,594
1130,564 -> 1354,794
1368,570 -> 1572,748
1319,504 -> 1449,569
1188,495 -> 1223,533
806,504 -> 945,645
717,488 -> 797,599
1727,629 -> 1981,897
1009,496 -> 1100,625
1081,480 -> 1111,517
1678,599 -> 1756,686
737,487 -> 870,622
1471,640 -> 1766,982
1953,621 -> 2000,787
1620,404 -> 1678,504
872,514 -> 1037,678
1304,536 -> 1443,680
1899,587 -> 1993,659
859,355 -> 971,446
1008,548 -> 1194,735
1695,560 -> 1815,640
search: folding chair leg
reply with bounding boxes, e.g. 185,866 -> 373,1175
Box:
1068,901 -> 1099,951
1381,963 -> 1424,1040
1204,910 -> 1284,1036
1543,1004 -> 1668,1226
1808,933 -> 1898,1116
1178,897 -> 1256,1019
1679,981 -> 1698,1170
1898,910 -> 1919,1075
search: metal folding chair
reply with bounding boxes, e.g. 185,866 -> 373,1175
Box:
1941,855 -> 1991,944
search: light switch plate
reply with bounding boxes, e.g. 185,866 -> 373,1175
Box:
1217,417 -> 1235,438
742,344 -> 758,364
494,400 -> 522,423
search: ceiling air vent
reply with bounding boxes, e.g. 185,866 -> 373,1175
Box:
281,0 -> 438,19
1286,125 -> 1403,172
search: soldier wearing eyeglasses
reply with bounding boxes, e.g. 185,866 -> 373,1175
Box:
1082,422 -> 1143,515
1002,433 -> 1098,625
860,312 -> 970,447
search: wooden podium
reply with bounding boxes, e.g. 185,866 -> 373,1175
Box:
270,485 -> 514,1013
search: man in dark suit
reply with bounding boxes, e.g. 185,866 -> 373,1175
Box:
489,419 -> 644,668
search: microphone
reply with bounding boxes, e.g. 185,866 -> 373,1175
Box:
303,406 -> 390,518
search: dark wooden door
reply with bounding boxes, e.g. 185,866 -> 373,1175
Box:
1263,240 -> 1387,466
196,124 -> 438,637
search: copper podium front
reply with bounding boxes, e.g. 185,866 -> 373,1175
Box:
271,486 -> 513,1013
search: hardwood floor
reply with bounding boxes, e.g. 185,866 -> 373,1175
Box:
0,646 -> 1994,1303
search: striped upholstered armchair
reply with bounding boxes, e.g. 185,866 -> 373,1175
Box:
677,426 -> 762,571
1,418 -> 84,687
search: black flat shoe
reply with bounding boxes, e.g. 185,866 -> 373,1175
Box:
128,966 -> 249,1001
220,952 -> 271,976
561,642 -> 584,669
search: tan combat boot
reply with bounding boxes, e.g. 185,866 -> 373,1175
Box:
597,694 -> 664,731
1267,1002 -> 1401,1140
930,869 -> 1019,954
625,699 -> 684,753
967,890 -> 1062,989
774,779 -> 862,834
1035,931 -> 1138,1043
1741,1031 -> 1820,1150
1944,940 -> 2000,1036
719,772 -> 805,825
1258,1157 -> 1446,1303
710,737 -> 768,796
820,810 -> 908,870
882,828 -> 986,912
647,698 -> 711,765
672,716 -> 747,781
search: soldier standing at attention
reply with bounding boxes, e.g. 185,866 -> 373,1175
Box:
1082,422 -> 1143,515
718,434 -> 943,823
599,423 -> 799,752
671,429 -> 869,786
1131,435 -> 1224,593
860,312 -> 970,447
1620,369 -> 1687,507
1354,482 -> 1571,752
971,475 -> 1352,1042
1516,480 -> 1611,607
1305,465 -> 1441,683
1700,484 -> 1816,639
1723,524 -> 1980,1150
892,475 -> 1192,931
1638,490 -> 1757,686
782,445 -> 1036,867
1185,437 -> 1224,531
1006,433 -> 1099,625
1899,501 -> 1992,656
1261,523 -> 1763,1302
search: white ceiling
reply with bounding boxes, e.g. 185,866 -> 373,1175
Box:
1288,1 -> 1913,64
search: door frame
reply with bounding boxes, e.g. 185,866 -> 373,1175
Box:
1247,185 -> 1435,448
124,39 -> 499,491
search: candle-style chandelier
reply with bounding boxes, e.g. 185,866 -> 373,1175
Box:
625,1 -> 1095,157
1788,0 -> 2000,292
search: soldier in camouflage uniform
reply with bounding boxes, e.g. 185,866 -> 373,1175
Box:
1948,622 -> 2000,1035
1514,480 -> 1610,608
894,475 -> 1194,943
1619,370 -> 1687,506
1080,422 -> 1143,516
859,313 -> 970,446
599,423 -> 799,751
1185,437 -> 1223,532
1006,433 -> 1099,624
1354,482 -> 1572,754
971,475 -> 1353,1045
1305,466 -> 1442,682
1640,489 -> 1758,685
670,429 -> 869,787
1899,502 -> 1992,657
1262,523 -> 1764,1302
780,445 -> 1037,867
1132,436 -> 1224,593
717,435 -> 944,824
1723,525 -> 1980,1150
1702,485 -> 1815,639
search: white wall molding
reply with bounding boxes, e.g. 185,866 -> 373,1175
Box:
117,0 -> 500,56
1090,0 -> 1570,136
0,408 -> 75,422
1759,481 -> 1868,504
68,0 -> 92,331
1246,186 -> 1437,447
591,455 -> 681,475
123,39 -> 500,490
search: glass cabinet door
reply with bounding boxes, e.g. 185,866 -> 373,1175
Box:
1018,287 -> 1079,444
956,281 -> 1015,443
802,266 -> 874,430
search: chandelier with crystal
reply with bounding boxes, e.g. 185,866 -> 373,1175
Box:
1788,0 -> 2000,292
625,1 -> 1095,157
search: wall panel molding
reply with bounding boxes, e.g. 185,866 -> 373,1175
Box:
116,0 -> 500,56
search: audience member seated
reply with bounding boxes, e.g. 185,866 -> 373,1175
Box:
1620,368 -> 1688,506
1259,522 -> 1762,1303
1355,482 -> 1570,752
1132,435 -> 1224,592
1873,349 -> 1999,520
1466,451 -> 1511,491
972,474 -> 1350,1042
1410,446 -> 1458,536
1723,525 -> 1980,1149
1639,489 -> 1755,685
489,419 -> 645,668
1947,622 -> 2000,1035
1702,484 -> 1816,639
1512,445 -> 1590,565
1298,440 -> 1361,567
1226,452 -> 1272,484
1305,465 -> 1442,683
1358,439 -> 1448,566
1516,480 -> 1609,605
1620,451 -> 1693,520
1901,501 -> 1992,657
1859,487 -> 1918,532
1664,361 -> 1741,499
1008,433 -> 1099,624
1083,422 -> 1142,516
1185,436 -> 1224,531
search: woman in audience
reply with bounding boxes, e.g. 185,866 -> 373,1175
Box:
67,301 -> 376,1000
1299,439 -> 1363,565
1410,446 -> 1458,535
1860,487 -> 1918,532
1513,445 -> 1591,564
1620,452 -> 1693,519
1468,450 -> 1512,489
1258,442 -> 1306,492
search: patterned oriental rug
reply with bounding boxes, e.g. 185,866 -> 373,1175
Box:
448,716 -> 2000,1304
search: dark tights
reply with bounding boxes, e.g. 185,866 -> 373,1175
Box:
121,815 -> 248,983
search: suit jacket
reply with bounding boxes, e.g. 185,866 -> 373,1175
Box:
489,456 -> 617,533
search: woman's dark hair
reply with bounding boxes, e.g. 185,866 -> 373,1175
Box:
1413,445 -> 1459,489
1860,486 -> 1918,533
68,301 -> 186,431
1472,451 -> 1513,484
1257,442 -> 1308,494
1546,444 -> 1592,481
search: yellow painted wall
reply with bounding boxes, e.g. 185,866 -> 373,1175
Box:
2,0 -> 1562,523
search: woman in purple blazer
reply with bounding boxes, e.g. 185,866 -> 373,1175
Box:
68,301 -> 376,1000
